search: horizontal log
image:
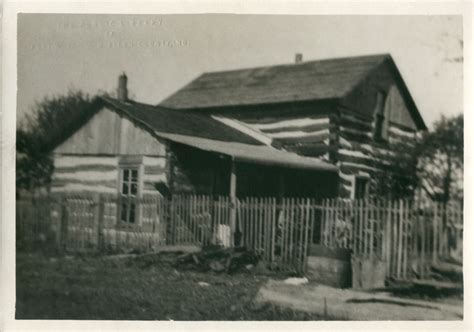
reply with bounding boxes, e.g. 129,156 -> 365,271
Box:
338,162 -> 381,174
388,121 -> 418,133
53,170 -> 118,181
240,112 -> 330,125
143,156 -> 167,167
276,131 -> 333,145
261,122 -> 331,134
338,154 -> 391,171
54,164 -> 117,173
339,131 -> 372,144
339,115 -> 372,132
51,178 -> 117,188
51,183 -> 117,193
144,165 -> 167,175
54,155 -> 118,168
266,128 -> 330,139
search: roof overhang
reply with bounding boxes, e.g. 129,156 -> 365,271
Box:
97,96 -> 336,172
155,132 -> 337,172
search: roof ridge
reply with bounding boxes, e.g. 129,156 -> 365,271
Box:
200,53 -> 391,76
101,95 -> 169,110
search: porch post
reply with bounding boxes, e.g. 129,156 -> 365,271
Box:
229,158 -> 237,247
277,169 -> 285,200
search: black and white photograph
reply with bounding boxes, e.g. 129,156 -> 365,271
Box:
2,3 -> 470,327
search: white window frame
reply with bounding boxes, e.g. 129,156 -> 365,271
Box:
118,159 -> 143,226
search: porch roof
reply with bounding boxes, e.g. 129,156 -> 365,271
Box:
155,132 -> 337,172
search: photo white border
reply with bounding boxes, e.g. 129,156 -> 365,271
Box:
2,1 -> 472,331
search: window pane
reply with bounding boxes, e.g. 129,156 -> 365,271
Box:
131,170 -> 138,181
129,203 -> 135,223
131,183 -> 137,196
121,203 -> 128,222
122,183 -> 129,195
123,169 -> 129,181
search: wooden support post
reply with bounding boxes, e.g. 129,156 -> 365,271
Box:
229,158 -> 237,247
93,193 -> 101,251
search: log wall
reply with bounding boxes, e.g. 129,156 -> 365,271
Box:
215,71 -> 423,199
52,107 -> 169,196
335,69 -> 421,198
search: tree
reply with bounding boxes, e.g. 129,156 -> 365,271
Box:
418,114 -> 463,203
370,114 -> 463,202
16,90 -> 100,192
371,138 -> 420,199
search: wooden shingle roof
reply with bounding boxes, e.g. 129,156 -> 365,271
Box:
160,54 -> 390,109
101,97 -> 263,145
101,97 -> 336,172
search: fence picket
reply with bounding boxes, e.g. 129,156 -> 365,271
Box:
403,199 -> 409,279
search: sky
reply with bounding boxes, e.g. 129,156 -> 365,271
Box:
17,14 -> 463,129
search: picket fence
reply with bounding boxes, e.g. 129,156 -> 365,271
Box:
320,198 -> 463,280
16,193 -> 462,278
16,194 -> 313,273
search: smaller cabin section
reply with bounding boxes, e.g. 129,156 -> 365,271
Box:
52,106 -> 168,197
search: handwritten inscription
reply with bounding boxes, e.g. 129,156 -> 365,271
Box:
27,18 -> 190,51
28,39 -> 190,50
56,18 -> 164,30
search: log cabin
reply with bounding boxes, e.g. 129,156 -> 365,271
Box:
50,53 -> 426,229
160,53 -> 428,199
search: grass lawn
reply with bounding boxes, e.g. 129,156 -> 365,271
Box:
16,252 -> 327,320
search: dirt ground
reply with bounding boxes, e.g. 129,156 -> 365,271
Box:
16,251 -> 462,321
15,252 -> 329,320
255,279 -> 463,320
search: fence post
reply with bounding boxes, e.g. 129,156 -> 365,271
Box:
55,195 -> 64,251
229,160 -> 237,247
59,197 -> 69,253
302,198 -> 311,273
384,199 -> 392,277
397,199 -> 404,279
96,194 -> 105,252
271,198 -> 276,263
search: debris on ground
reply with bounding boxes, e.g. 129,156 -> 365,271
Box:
384,278 -> 463,302
431,260 -> 463,283
284,277 -> 309,285
197,281 -> 210,287
173,245 -> 261,274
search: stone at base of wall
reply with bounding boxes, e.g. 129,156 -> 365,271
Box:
306,245 -> 352,288
351,256 -> 386,289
